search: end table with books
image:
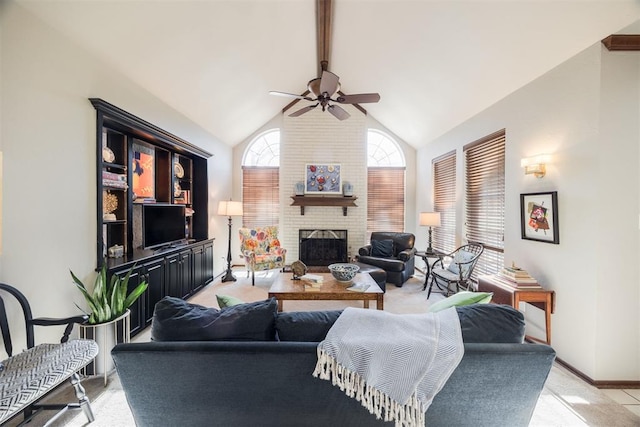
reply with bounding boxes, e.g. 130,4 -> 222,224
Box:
477,273 -> 555,345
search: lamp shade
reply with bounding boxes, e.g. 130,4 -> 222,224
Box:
419,212 -> 441,227
217,200 -> 243,216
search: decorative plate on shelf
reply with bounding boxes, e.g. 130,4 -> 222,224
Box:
174,182 -> 182,197
102,146 -> 115,163
174,162 -> 185,178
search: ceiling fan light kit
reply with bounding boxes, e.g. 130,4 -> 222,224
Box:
271,70 -> 380,121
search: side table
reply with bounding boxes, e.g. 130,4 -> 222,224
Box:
415,250 -> 444,293
477,274 -> 555,345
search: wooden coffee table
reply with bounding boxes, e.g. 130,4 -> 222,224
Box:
268,272 -> 384,312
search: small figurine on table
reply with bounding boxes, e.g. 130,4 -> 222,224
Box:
291,260 -> 308,280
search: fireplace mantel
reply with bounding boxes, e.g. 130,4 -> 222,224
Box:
290,195 -> 358,216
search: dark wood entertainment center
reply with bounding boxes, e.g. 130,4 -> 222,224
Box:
92,98 -> 215,336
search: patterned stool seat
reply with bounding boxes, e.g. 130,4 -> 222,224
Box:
0,339 -> 98,424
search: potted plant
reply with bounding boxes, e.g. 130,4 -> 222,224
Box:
70,263 -> 148,325
70,263 -> 148,379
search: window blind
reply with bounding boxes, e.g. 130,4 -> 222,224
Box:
464,130 -> 505,279
367,167 -> 405,232
242,167 -> 279,228
432,150 -> 456,253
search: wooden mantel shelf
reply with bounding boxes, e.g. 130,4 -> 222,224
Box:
290,195 -> 358,216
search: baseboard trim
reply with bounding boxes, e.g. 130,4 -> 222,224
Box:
555,357 -> 640,389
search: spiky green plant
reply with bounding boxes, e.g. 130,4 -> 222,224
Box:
70,263 -> 148,324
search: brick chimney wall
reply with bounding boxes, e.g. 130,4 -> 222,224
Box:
280,104 -> 367,263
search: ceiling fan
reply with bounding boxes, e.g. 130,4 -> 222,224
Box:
269,71 -> 380,120
269,0 -> 380,120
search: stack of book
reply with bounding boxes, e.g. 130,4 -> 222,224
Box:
497,265 -> 542,288
301,274 -> 324,288
102,171 -> 128,189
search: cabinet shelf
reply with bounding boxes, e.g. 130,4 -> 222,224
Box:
290,195 -> 358,216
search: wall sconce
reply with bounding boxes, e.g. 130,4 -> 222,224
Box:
521,154 -> 551,178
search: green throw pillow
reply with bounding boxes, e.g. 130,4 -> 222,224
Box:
216,294 -> 245,308
427,291 -> 493,313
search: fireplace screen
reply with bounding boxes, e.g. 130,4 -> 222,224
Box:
299,229 -> 348,267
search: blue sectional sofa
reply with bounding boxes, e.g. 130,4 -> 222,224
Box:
112,298 -> 555,427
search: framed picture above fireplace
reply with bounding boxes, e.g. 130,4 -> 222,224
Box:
305,164 -> 341,195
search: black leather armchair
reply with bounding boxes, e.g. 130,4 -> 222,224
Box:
356,232 -> 416,287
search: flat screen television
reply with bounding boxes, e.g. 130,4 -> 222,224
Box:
142,204 -> 186,249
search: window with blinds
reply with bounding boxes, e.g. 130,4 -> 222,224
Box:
367,167 -> 405,232
242,167 -> 279,228
432,150 -> 456,253
464,130 -> 505,279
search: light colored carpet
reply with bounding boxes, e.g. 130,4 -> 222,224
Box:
56,269 -> 639,427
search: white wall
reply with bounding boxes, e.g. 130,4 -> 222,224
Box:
0,3 -> 233,352
417,42 -> 640,381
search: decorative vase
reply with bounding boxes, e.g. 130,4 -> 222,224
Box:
295,182 -> 305,196
79,310 -> 131,385
343,182 -> 353,196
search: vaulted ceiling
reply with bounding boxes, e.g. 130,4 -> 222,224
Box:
16,0 -> 640,148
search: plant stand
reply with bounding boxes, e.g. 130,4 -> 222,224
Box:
79,310 -> 131,385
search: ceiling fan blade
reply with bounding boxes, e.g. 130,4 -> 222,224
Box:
319,71 -> 340,96
327,104 -> 350,120
289,104 -> 318,117
335,93 -> 381,104
269,91 -> 313,101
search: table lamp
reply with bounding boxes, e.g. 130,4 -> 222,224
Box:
218,200 -> 243,282
419,212 -> 441,254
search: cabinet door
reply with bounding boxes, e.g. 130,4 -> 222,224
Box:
143,258 -> 165,325
112,264 -> 146,336
203,241 -> 214,285
192,245 -> 205,293
165,254 -> 182,298
180,250 -> 192,299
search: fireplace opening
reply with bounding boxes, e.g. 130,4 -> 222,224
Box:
299,229 -> 348,267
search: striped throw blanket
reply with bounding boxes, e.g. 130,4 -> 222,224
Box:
312,307 -> 463,427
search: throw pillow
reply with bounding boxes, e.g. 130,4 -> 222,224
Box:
371,239 -> 394,257
276,310 -> 343,342
151,296 -> 278,341
216,294 -> 245,308
456,304 -> 525,343
427,291 -> 493,313
446,249 -> 476,275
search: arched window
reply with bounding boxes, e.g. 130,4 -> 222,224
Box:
242,129 -> 280,228
367,130 -> 406,232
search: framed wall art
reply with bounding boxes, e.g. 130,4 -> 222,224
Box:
305,164 -> 342,195
520,191 -> 559,244
132,141 -> 155,199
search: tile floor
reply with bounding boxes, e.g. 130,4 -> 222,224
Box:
601,388 -> 640,418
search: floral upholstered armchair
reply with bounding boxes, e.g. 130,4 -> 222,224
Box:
239,226 -> 287,286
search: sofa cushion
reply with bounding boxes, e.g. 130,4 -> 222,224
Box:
371,239 -> 394,257
151,296 -> 278,341
276,310 -> 343,342
456,304 -> 525,343
427,291 -> 493,313
216,294 -> 245,308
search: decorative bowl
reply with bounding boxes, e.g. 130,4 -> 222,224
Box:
328,263 -> 360,283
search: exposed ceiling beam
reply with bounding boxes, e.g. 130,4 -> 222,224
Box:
601,34 -> 640,50
317,0 -> 332,75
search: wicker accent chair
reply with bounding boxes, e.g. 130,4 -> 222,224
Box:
239,226 -> 287,286
428,242 -> 484,298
